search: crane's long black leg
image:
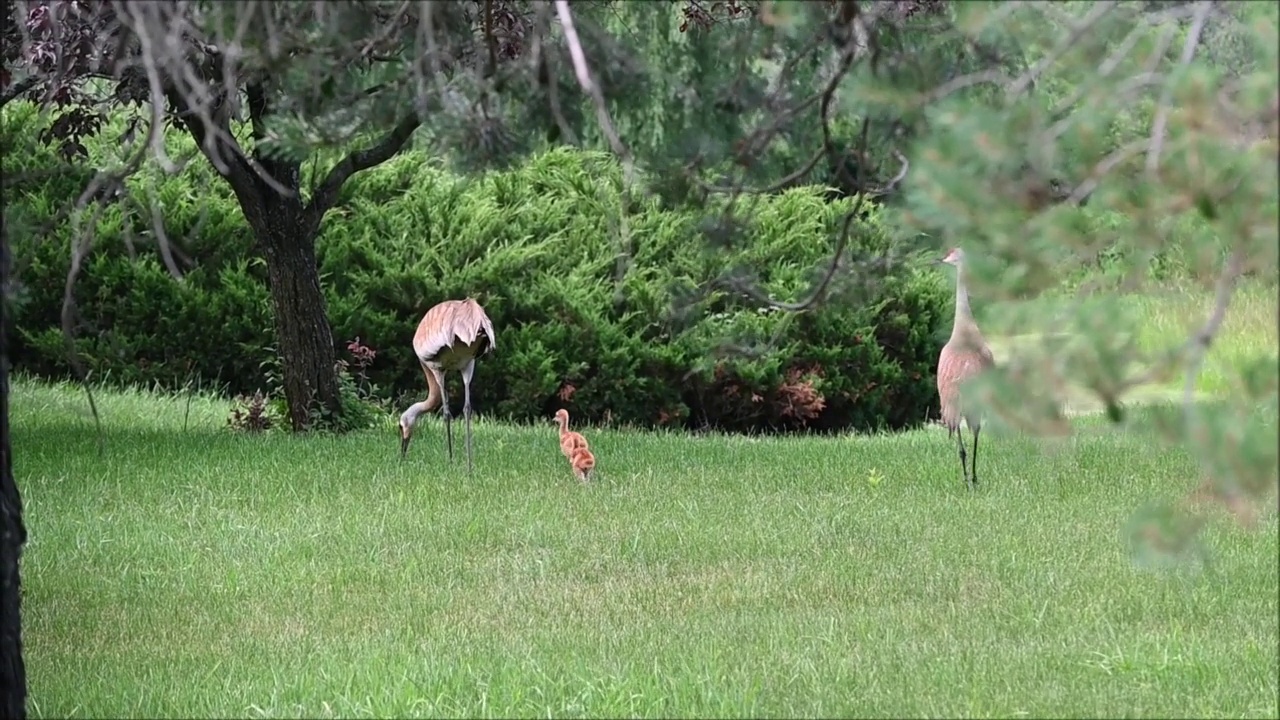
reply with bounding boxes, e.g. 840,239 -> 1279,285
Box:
954,424 -> 970,488
970,424 -> 981,489
461,359 -> 475,476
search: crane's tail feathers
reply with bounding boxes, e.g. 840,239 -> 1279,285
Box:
479,313 -> 496,353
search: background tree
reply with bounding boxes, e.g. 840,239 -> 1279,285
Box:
2,0 -> 946,432
3,0 -> 532,430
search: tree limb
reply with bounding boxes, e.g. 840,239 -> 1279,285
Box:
1181,248 -> 1244,410
553,0 -> 629,164
0,76 -> 39,109
61,211 -> 105,458
1065,137 -> 1151,205
113,2 -> 299,202
1006,1 -> 1119,99
712,4 -> 906,314
1042,8 -> 1168,138
1117,243 -> 1246,393
550,0 -> 638,306
246,81 -> 270,142
163,84 -> 261,205
698,146 -> 828,195
1146,0 -> 1214,175
307,112 -> 423,222
918,69 -> 1010,107
727,149 -> 909,313
529,2 -> 579,146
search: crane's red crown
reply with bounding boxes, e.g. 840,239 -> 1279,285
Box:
940,247 -> 965,266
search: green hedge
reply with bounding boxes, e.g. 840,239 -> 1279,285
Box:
4,101 -> 950,433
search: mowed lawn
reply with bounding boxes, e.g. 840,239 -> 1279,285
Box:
11,372 -> 1278,718
980,280 -> 1280,413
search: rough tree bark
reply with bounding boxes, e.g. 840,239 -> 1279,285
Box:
242,171 -> 343,432
0,209 -> 29,719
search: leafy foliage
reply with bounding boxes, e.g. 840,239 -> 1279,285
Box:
226,390 -> 272,434
2,0 -> 551,432
5,107 -> 948,433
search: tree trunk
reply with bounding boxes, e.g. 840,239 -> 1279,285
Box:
0,212 -> 29,719
250,199 -> 343,432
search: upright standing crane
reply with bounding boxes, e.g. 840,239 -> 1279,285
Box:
935,247 -> 995,489
399,298 -> 496,475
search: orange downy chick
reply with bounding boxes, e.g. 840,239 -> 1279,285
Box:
553,409 -> 588,458
569,447 -> 596,483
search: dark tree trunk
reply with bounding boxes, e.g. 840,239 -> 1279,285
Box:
242,190 -> 343,432
0,211 -> 29,719
258,213 -> 343,431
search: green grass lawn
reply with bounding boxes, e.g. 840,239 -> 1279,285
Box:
982,280 -> 1279,415
11,373 -> 1278,718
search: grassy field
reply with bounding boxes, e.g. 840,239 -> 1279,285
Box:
981,279 -> 1279,413
10,280 -> 1279,718
11,394 -> 1278,717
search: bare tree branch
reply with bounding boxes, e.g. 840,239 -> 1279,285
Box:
1117,242 -> 1247,394
0,76 -> 39,109
111,3 -> 302,201
150,200 -> 186,281
60,208 -> 110,458
1043,7 -> 1169,134
1146,0 -> 1214,175
1044,72 -> 1164,143
118,0 -> 183,174
727,149 -> 908,313
43,85 -> 184,457
1006,1 -> 1119,99
529,2 -> 579,146
1066,137 -> 1151,204
919,69 -> 1010,107
549,0 -> 638,307
1182,248 -> 1245,409
707,3 -> 917,315
552,0 -> 629,164
698,146 -> 828,195
307,113 -> 423,222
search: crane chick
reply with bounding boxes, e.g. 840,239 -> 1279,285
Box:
552,408 -> 589,458
569,446 -> 596,483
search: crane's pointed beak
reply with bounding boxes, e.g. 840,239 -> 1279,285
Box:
399,432 -> 410,459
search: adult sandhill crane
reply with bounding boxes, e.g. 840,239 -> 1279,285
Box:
398,298 -> 496,474
552,409 -> 589,458
936,247 -> 995,489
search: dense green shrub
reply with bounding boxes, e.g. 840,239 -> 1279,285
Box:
5,101 -> 950,433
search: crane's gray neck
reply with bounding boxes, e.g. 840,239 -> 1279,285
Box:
400,401 -> 432,431
951,265 -> 976,335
